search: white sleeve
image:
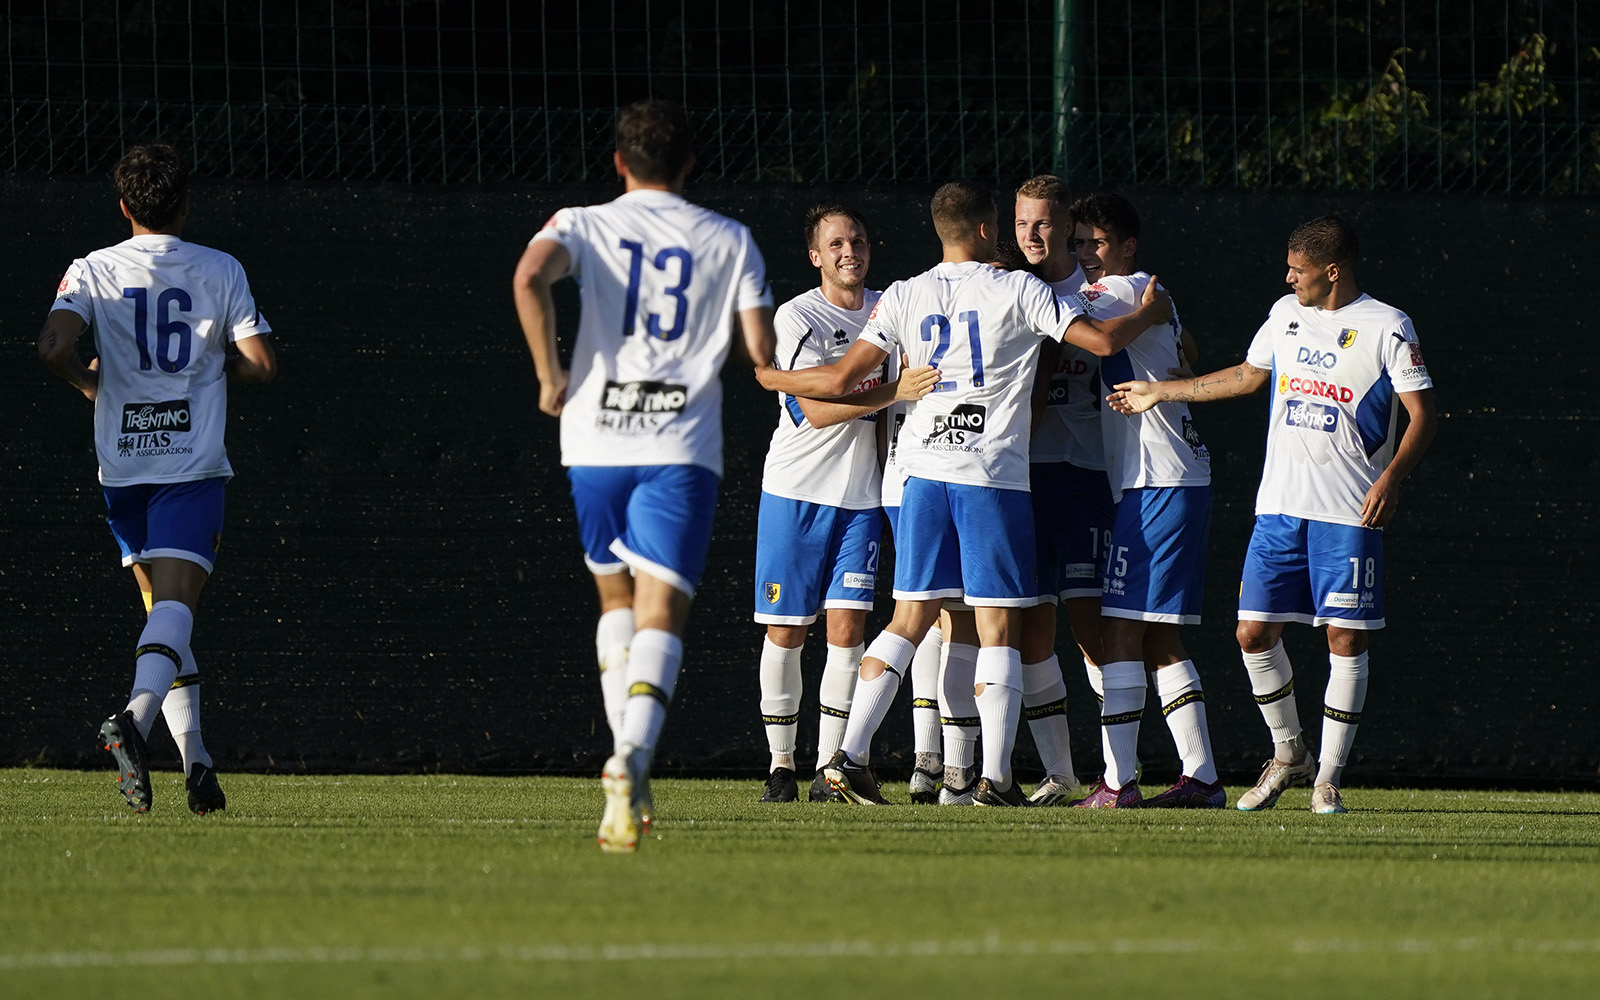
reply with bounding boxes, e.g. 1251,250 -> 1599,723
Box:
48,259 -> 93,325
858,284 -> 901,355
1245,302 -> 1283,370
1016,273 -> 1073,340
227,259 -> 271,341
736,230 -> 775,311
1384,315 -> 1434,392
529,206 -> 585,279
773,301 -> 825,371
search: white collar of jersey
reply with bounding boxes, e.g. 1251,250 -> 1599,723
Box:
127,233 -> 185,248
618,189 -> 687,207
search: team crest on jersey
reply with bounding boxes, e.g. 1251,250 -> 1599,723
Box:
1338,328 -> 1358,349
764,582 -> 781,604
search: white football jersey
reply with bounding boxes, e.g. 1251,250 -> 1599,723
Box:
532,189 -> 773,476
1029,268 -> 1106,469
761,287 -> 885,509
858,261 -> 1080,492
1246,292 -> 1434,525
1079,272 -> 1211,491
49,235 -> 270,487
879,348 -> 912,510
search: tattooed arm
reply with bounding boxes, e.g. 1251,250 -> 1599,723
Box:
1104,361 -> 1270,415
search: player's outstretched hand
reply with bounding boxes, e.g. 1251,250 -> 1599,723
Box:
1141,274 -> 1174,325
896,365 -> 941,401
1106,380 -> 1159,415
539,368 -> 569,417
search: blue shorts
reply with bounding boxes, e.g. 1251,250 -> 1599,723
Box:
567,464 -> 720,598
1239,514 -> 1386,629
882,504 -> 900,543
753,494 -> 882,625
1031,461 -> 1114,602
104,477 -> 226,574
1100,485 -> 1211,624
893,477 -> 1037,607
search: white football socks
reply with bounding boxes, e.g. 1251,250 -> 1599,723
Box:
974,646 -> 1023,788
815,643 -> 860,770
939,641 -> 980,770
617,629 -> 683,758
1242,639 -> 1303,757
1099,659 -> 1146,790
1318,651 -> 1370,786
838,632 -> 916,762
1023,655 -> 1074,779
758,637 -> 803,772
127,601 -> 192,738
162,644 -> 212,776
1155,659 -> 1217,784
909,626 -> 944,756
595,608 -> 634,752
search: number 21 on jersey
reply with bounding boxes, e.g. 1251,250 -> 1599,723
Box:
919,310 -> 983,391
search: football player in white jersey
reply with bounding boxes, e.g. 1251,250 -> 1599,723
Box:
513,100 -> 778,851
1069,192 -> 1222,808
1011,175 -> 1111,806
1107,216 -> 1437,814
754,205 -> 937,803
759,182 -> 1170,807
38,141 -> 278,816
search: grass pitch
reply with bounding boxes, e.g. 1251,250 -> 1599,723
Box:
2,769 -> 1597,999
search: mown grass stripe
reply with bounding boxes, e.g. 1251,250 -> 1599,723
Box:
5,936 -> 1599,970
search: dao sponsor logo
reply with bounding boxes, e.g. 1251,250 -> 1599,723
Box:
121,400 -> 191,434
842,572 -> 875,591
1325,591 -> 1360,609
1338,328 -> 1358,348
598,380 -> 689,433
925,403 -> 987,448
1282,377 -> 1354,402
1296,347 -> 1338,369
1285,399 -> 1339,432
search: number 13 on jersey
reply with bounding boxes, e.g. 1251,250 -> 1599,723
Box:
619,240 -> 694,341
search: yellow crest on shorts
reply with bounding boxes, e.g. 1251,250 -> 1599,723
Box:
764,582 -> 781,604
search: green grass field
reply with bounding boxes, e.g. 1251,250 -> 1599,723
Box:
2,768 -> 1597,999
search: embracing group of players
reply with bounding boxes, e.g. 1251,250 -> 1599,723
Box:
748,177 -> 1435,818
518,101 -> 1436,851
44,101 -> 1432,854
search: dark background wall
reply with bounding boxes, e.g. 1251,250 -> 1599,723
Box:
3,177 -> 1596,786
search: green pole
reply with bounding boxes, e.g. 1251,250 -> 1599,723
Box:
1053,0 -> 1076,178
